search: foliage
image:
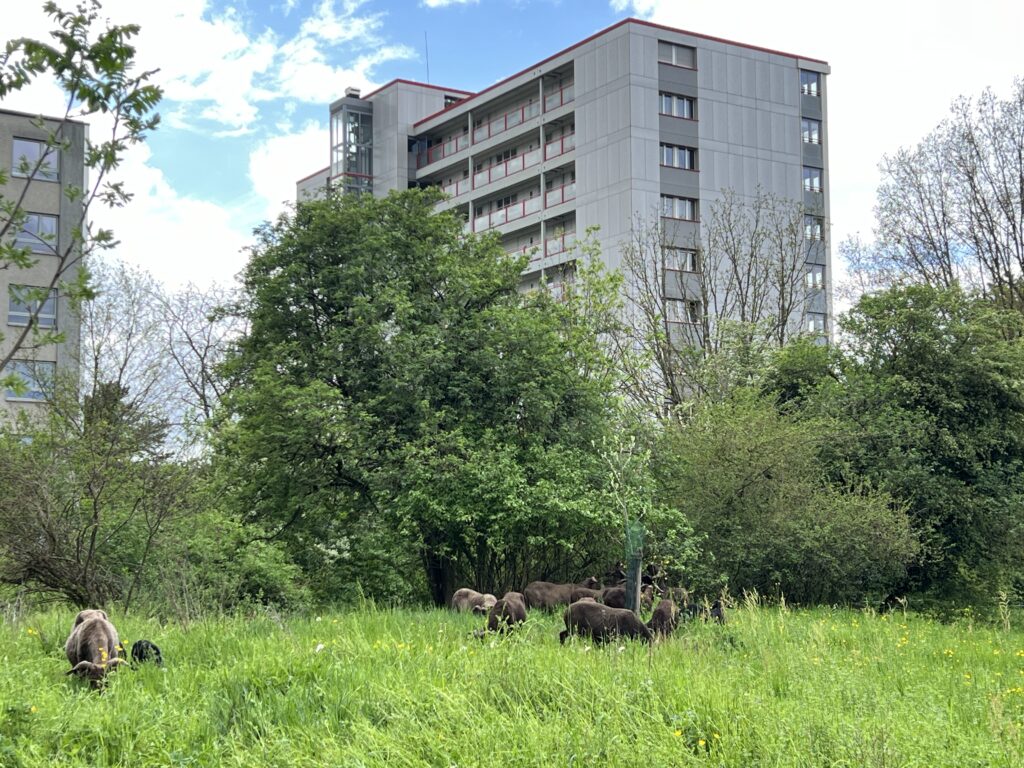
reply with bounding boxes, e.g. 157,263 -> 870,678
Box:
217,189 -> 629,603
1,604 -> 1022,766
0,0 -> 162,386
822,284 -> 1024,602
653,387 -> 918,603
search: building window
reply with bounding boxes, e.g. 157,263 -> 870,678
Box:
8,286 -> 57,328
667,298 -> 702,324
3,360 -> 55,401
12,138 -> 59,181
807,313 -> 827,334
444,94 -> 463,107
804,214 -> 824,241
660,143 -> 697,170
658,41 -> 696,69
661,195 -> 698,221
806,265 -> 825,290
15,213 -> 59,254
666,247 -> 699,273
800,70 -> 820,97
801,118 -> 821,144
659,92 -> 695,119
803,166 -> 822,194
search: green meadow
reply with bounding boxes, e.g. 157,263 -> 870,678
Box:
2,601 -> 1022,767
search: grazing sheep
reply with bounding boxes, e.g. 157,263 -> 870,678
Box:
65,609 -> 125,684
559,600 -> 653,645
523,577 -> 600,609
600,584 -> 654,611
709,599 -> 727,625
647,599 -> 679,637
451,588 -> 498,614
570,586 -> 603,603
131,639 -> 163,666
486,591 -> 528,633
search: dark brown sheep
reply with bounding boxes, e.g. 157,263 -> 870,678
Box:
450,588 -> 498,614
486,591 -> 528,633
647,599 -> 679,637
559,600 -> 653,644
523,577 -> 600,609
570,586 -> 602,603
600,584 -> 654,611
64,609 -> 125,684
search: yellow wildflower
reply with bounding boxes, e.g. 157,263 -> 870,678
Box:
713,733 -> 721,740
30,706 -> 37,714
698,738 -> 706,747
673,730 -> 682,737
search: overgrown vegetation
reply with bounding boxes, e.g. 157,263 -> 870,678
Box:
1,604 -> 1022,766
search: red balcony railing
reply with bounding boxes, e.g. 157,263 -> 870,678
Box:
473,195 -> 543,232
545,230 -> 576,257
472,100 -> 541,144
441,177 -> 472,198
544,83 -> 575,112
544,131 -> 576,160
417,133 -> 470,168
473,148 -> 541,189
544,181 -> 576,208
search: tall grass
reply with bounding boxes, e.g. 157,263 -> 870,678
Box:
1,601 -> 1022,766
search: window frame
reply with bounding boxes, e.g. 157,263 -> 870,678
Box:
803,166 -> 823,194
665,247 -> 700,273
660,195 -> 699,222
807,312 -> 827,334
3,360 -> 56,402
660,143 -> 698,170
658,41 -> 697,69
8,286 -> 58,328
14,213 -> 59,255
659,92 -> 695,120
804,214 -> 824,241
11,137 -> 60,182
801,117 -> 821,145
800,70 -> 820,97
805,265 -> 825,290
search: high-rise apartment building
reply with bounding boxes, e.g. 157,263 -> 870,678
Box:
0,108 -> 86,414
298,18 -> 831,335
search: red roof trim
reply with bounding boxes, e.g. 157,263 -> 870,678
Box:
297,166 -> 330,184
363,78 -> 475,101
413,17 -> 827,129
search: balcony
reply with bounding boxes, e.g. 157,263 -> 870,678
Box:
544,82 -> 575,112
472,100 -> 541,144
473,148 -> 541,189
544,229 -> 576,258
473,195 -> 543,232
544,181 -> 576,208
544,131 -> 575,161
441,177 -> 472,198
417,133 -> 470,169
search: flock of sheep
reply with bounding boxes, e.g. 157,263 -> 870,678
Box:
60,570 -> 722,687
453,571 -> 725,645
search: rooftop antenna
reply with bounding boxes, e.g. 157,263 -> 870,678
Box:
424,31 -> 430,83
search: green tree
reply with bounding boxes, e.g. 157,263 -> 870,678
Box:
217,189 -> 627,604
0,0 -> 161,388
822,284 -> 1024,602
653,387 -> 917,603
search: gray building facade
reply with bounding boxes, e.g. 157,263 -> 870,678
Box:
299,18 -> 831,334
0,108 -> 86,414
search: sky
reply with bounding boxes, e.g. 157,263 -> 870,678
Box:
3,0 -> 1023,290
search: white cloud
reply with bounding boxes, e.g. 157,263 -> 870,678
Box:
248,121 -> 329,221
422,0 -> 480,7
611,0 -> 1024,298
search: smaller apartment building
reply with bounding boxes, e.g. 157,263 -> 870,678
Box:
297,18 -> 831,335
0,109 -> 85,415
